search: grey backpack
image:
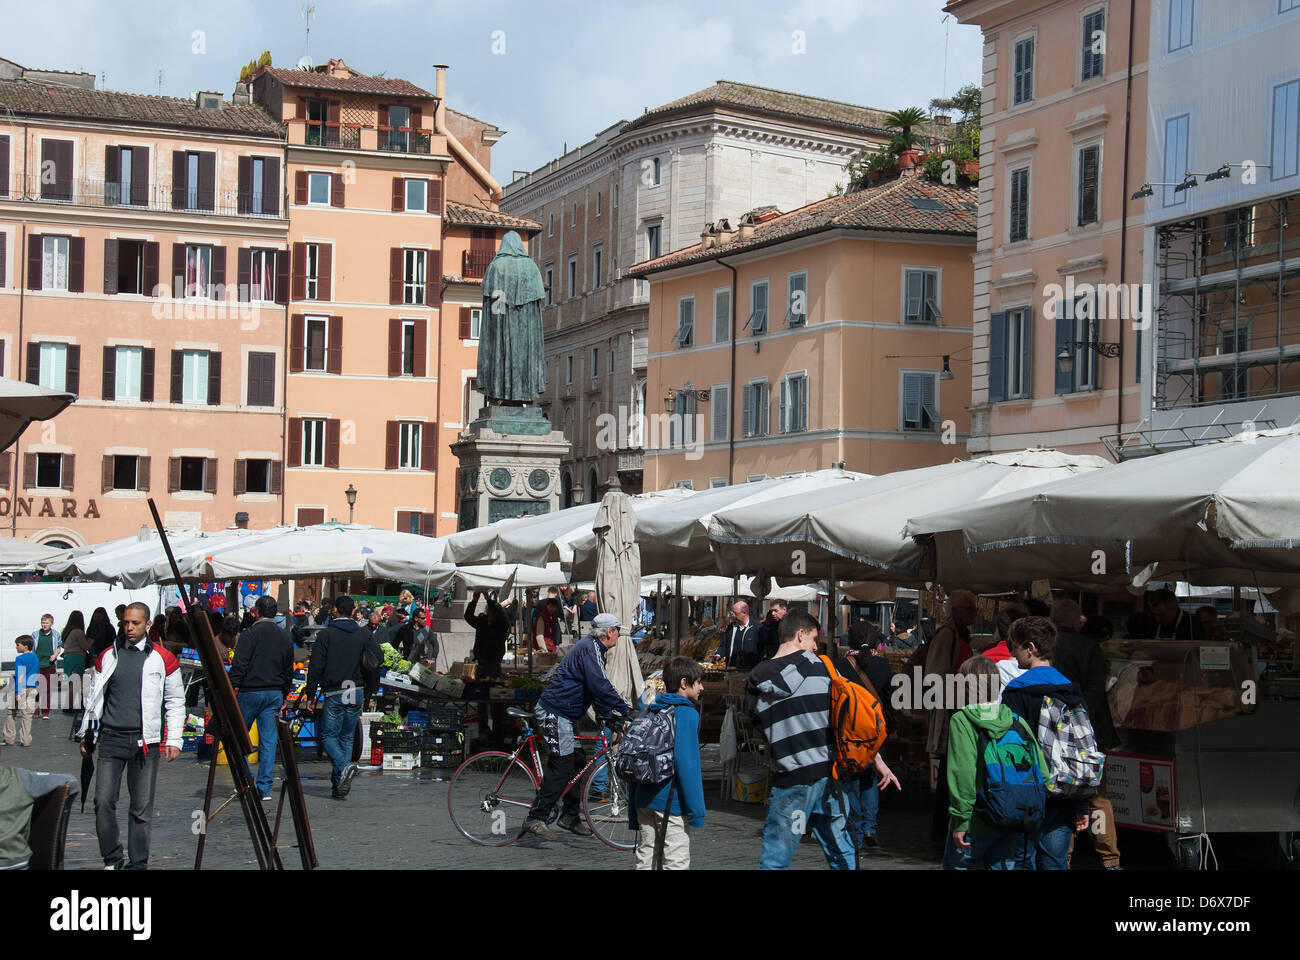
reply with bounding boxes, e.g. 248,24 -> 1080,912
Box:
614,706 -> 677,784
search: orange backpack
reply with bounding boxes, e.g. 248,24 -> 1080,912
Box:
818,655 -> 887,779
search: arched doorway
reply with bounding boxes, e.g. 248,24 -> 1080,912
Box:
562,470 -> 573,509
588,467 -> 599,503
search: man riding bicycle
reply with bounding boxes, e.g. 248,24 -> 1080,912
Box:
520,612 -> 632,841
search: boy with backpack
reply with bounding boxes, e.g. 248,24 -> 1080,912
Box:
1001,616 -> 1102,869
623,656 -> 707,870
946,655 -> 1046,870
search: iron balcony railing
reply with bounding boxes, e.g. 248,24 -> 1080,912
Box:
463,249 -> 493,279
12,175 -> 282,219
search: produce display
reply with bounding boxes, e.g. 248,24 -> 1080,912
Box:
1103,639 -> 1255,733
379,643 -> 401,668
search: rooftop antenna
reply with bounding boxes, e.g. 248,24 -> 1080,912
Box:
301,2 -> 317,64
940,13 -> 952,101
156,69 -> 164,94
99,70 -> 106,89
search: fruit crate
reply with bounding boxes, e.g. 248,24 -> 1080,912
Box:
420,730 -> 464,752
420,746 -> 465,769
376,728 -> 420,753
424,704 -> 466,733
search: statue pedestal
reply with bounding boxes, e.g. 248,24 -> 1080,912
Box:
450,405 -> 570,530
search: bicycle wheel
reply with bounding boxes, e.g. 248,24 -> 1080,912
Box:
447,751 -> 539,846
582,757 -> 637,851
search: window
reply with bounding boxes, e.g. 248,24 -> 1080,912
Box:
711,383 -> 729,441
1169,0 -> 1194,51
181,350 -> 209,404
590,347 -> 599,377
405,179 -> 427,211
592,245 -> 603,287
470,307 -> 482,339
106,146 -> 146,206
676,296 -> 695,347
114,346 -> 142,401
1013,37 -> 1034,104
302,419 -> 326,467
303,98 -> 327,145
572,201 -> 577,226
401,320 -> 417,375
613,184 -> 619,208
1284,0 -> 1300,11
186,152 -> 200,209
113,240 -> 147,295
747,281 -> 769,334
567,256 -> 577,298
646,225 -> 661,259
247,248 -> 275,302
1224,206 -> 1254,253
179,456 -> 206,492
671,385 -> 696,447
404,249 -> 426,304
305,243 -> 320,300
710,478 -> 728,488
247,351 -> 275,407
35,453 -> 64,489
1221,329 -> 1249,400
1164,114 -> 1190,206
398,422 -> 422,469
112,455 -> 139,491
305,317 -> 328,372
1054,296 -> 1098,393
990,307 -> 1033,402
903,269 -> 941,324
785,272 -> 808,327
39,343 -> 67,391
184,244 -> 213,299
1009,168 -> 1030,242
566,355 -> 573,385
714,288 -> 731,343
742,381 -> 769,437
248,157 -> 265,213
387,105 -> 410,152
40,139 -> 73,201
652,157 -> 661,185
595,191 -> 602,216
780,373 -> 809,433
1272,80 -> 1299,181
1078,145 -> 1100,226
244,459 -> 271,494
308,172 -> 331,205
42,236 -> 69,291
548,213 -> 554,236
901,372 -> 939,431
608,342 -> 614,373
544,265 -> 554,306
1082,8 -> 1105,81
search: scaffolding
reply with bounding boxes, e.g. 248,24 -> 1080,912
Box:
1154,194 -> 1300,410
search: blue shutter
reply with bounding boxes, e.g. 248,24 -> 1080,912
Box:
798,375 -> 808,431
904,270 -> 923,321
712,384 -> 728,440
921,374 -> 938,427
902,373 -> 922,428
758,383 -> 769,435
742,384 -> 754,437
1021,304 -> 1034,398
988,311 -> 1007,402
1055,302 -> 1075,394
779,379 -> 788,432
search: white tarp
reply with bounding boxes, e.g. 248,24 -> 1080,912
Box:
0,534 -> 65,571
0,377 -> 74,452
41,529 -> 247,587
640,574 -> 823,602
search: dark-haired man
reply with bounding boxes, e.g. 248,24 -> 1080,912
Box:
229,595 -> 295,800
1147,588 -> 1206,641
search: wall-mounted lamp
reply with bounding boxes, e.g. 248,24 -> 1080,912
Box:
940,355 -> 954,381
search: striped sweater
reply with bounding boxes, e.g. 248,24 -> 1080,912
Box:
747,650 -> 832,787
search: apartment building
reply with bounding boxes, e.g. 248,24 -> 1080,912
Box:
0,70 -> 289,546
1134,0 -> 1300,453
632,172 -> 976,489
502,81 -> 919,503
947,0 -> 1150,456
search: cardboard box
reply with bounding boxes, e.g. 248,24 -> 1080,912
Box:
448,661 -> 477,680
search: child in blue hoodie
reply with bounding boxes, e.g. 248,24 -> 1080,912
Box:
630,656 -> 706,869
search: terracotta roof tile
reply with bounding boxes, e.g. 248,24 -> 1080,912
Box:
445,201 -> 541,232
260,66 -> 432,100
625,80 -> 896,137
630,174 -> 977,276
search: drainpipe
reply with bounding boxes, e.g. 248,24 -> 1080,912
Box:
14,223 -> 29,537
715,257 -> 738,484
280,133 -> 290,527
433,65 -> 502,203
1116,0 -> 1136,444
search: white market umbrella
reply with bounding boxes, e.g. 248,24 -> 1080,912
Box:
593,488 -> 643,705
640,574 -> 823,602
40,528 -> 240,586
445,562 -> 570,592
0,377 -> 75,451
0,534 -> 65,571
707,450 -> 1110,583
905,426 -> 1300,589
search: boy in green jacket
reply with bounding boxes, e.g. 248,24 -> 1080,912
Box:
946,656 -> 1047,870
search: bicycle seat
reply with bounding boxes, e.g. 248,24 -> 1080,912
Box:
505,706 -> 535,719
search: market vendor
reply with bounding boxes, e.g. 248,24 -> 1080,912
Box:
1147,588 -> 1207,642
466,591 -> 509,679
712,601 -> 759,668
533,596 -> 562,654
397,607 -> 438,667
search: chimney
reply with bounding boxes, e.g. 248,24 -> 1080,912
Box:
737,213 -> 757,242
434,63 -> 449,130
715,218 -> 735,244
700,222 -> 716,251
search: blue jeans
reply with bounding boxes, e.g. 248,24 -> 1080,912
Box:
321,694 -> 362,791
843,768 -> 879,846
237,689 -> 283,796
1019,800 -> 1076,869
948,831 -> 1018,870
589,725 -> 613,792
760,778 -> 855,870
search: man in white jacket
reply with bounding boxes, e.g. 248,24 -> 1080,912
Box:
79,602 -> 185,870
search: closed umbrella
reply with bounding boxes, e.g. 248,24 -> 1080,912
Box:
0,377 -> 74,451
593,487 -> 643,706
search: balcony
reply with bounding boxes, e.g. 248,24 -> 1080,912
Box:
11,175 -> 282,219
463,249 -> 494,279
378,128 -> 433,155
292,121 -> 433,155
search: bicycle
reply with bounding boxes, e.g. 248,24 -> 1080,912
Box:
446,706 -> 635,850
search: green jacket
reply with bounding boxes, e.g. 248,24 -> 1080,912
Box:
946,702 -> 1048,834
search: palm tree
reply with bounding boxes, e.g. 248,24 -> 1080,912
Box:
885,106 -> 930,153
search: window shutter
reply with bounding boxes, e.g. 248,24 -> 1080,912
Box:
925,272 -> 940,321
274,248 -> 289,305
427,179 -> 442,214
413,319 -> 427,377
292,243 -> 306,300
387,319 -> 403,376
921,375 -> 938,426
327,99 -> 341,127
459,306 -> 472,339
799,376 -> 809,430
234,459 -> 248,496
389,248 -> 403,304
102,238 -> 119,295
385,421 -> 399,469
130,147 -> 149,207
141,348 -> 155,401
0,232 -> 5,287
325,419 -> 341,468
210,245 -> 226,296
168,457 -> 181,493
422,513 -> 438,537
287,418 -> 302,467
26,235 -> 42,291
316,244 -> 332,301
236,247 -> 251,301
261,157 -> 279,216
197,152 -> 215,211
295,171 -> 308,205
742,384 -> 754,437
289,315 -> 305,373
101,455 -> 114,493
237,156 -> 252,214
102,346 -> 117,401
1021,305 -> 1034,397
23,453 -> 36,488
902,373 -> 922,427
144,242 -> 159,296
138,457 -> 151,492
171,151 -> 186,208
421,423 -> 436,472
378,105 -> 389,130
392,177 -> 405,211
68,237 -> 85,293
904,270 -> 923,321
170,349 -> 184,403
327,317 -> 342,374
429,250 -> 441,304
269,461 -> 283,495
172,243 -> 185,295
988,311 -> 1007,402
396,510 -> 412,533
331,172 -> 344,208
711,385 -> 728,441
105,146 -> 121,202
714,289 -> 730,343
1055,304 -> 1074,394
61,453 -> 75,486
204,458 -> 218,494
0,452 -> 8,489
66,345 -> 80,395
26,342 -> 39,385
207,351 -> 221,405
0,135 -> 8,198
297,96 -> 308,120
779,379 -> 788,432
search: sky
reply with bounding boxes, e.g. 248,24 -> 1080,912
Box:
7,0 -> 984,183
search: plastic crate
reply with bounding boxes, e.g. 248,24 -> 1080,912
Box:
420,730 -> 464,752
369,742 -> 384,765
383,752 -> 418,771
405,709 -> 429,729
462,681 -> 492,701
424,704 -> 465,733
377,729 -> 420,753
420,747 -> 465,769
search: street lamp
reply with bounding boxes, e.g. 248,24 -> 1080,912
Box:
1056,340 -> 1121,379
940,355 -> 954,381
345,483 -> 357,523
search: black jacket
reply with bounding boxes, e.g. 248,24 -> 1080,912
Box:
304,618 -> 383,699
1001,666 -> 1091,816
1052,629 -> 1120,751
396,622 -> 438,664
467,604 -> 509,663
713,621 -> 760,661
228,618 -> 295,696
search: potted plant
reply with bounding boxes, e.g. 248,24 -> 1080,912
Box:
885,106 -> 930,168
847,148 -> 898,188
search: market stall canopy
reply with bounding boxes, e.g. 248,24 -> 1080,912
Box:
904,425 -> 1300,589
0,377 -> 75,452
445,562 -> 570,592
640,574 -> 824,602
0,534 -> 65,571
707,450 -> 1110,583
568,468 -> 871,578
41,528 -> 245,586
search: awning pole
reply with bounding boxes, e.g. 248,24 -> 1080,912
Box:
673,573 -> 682,657
828,562 -> 838,661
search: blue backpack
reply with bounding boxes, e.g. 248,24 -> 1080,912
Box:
974,716 -> 1047,832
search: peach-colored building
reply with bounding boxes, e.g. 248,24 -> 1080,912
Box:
632,173 -> 976,489
947,0 -> 1150,456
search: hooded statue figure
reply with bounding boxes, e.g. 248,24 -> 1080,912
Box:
477,230 -> 547,404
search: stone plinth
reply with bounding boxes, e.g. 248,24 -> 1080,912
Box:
450,405 -> 570,530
